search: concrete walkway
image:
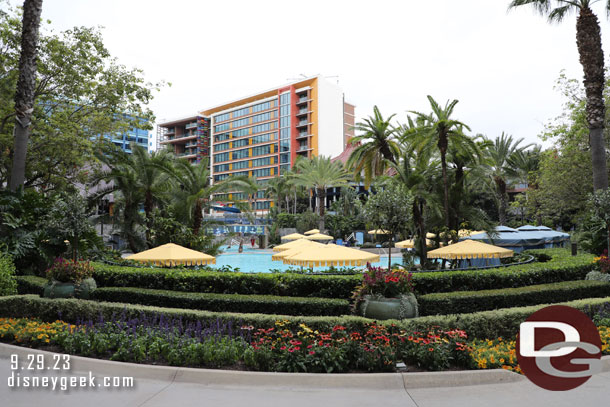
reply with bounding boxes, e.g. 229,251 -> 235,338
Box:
1,343 -> 609,407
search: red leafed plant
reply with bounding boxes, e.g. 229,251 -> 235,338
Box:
351,264 -> 414,311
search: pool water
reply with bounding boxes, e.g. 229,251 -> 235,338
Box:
213,245 -> 393,273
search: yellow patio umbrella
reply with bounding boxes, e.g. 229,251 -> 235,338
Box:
304,229 -> 320,235
305,233 -> 334,241
395,238 -> 434,249
282,244 -> 380,267
126,243 -> 216,267
368,229 -> 391,235
426,239 -> 513,260
281,233 -> 307,241
271,241 -> 325,261
426,232 -> 437,238
272,238 -> 315,252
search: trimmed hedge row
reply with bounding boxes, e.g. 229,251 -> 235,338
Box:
92,287 -> 350,316
92,262 -> 360,299
2,294 -> 609,340
91,249 -> 595,298
16,275 -> 46,295
418,280 -> 610,316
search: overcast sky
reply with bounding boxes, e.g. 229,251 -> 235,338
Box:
8,0 -> 610,149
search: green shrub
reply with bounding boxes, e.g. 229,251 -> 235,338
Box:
90,249 -> 594,298
2,294 -> 610,340
412,249 -> 595,294
92,287 -> 350,316
418,280 -> 610,316
15,275 -> 46,295
0,252 -> 17,296
92,262 -> 361,299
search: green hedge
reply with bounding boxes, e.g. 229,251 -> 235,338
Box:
2,294 -> 609,340
90,249 -> 595,298
411,249 -> 595,294
418,280 -> 610,316
92,262 -> 360,299
16,275 -> 46,295
92,287 -> 350,316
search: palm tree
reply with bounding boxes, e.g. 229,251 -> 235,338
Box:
346,106 -> 400,187
388,145 -> 439,264
485,133 -> 533,224
508,0 -> 608,190
168,157 -> 256,235
405,96 -> 472,233
90,146 -> 145,253
291,156 -> 350,229
131,145 -> 175,246
9,0 -> 44,191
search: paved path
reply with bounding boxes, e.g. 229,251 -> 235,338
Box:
1,347 -> 609,407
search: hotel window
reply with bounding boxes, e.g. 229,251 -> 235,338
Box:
232,160 -> 249,170
252,101 -> 270,113
232,107 -> 250,118
233,171 -> 249,177
215,133 -> 230,142
232,128 -> 249,138
252,168 -> 271,178
255,201 -> 271,210
232,149 -> 249,160
214,174 -> 229,182
215,142 -> 230,152
214,113 -> 230,123
251,133 -> 272,144
252,112 -> 270,123
252,157 -> 271,167
214,152 -> 230,162
214,164 -> 230,173
232,138 -> 248,148
252,123 -> 271,134
232,117 -> 249,129
251,145 -> 271,157
280,140 -> 290,152
214,123 -> 229,132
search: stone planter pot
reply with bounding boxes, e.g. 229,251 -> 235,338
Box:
361,294 -> 418,320
43,278 -> 97,300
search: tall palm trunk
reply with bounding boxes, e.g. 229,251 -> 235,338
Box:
413,199 -> 427,265
9,0 -> 44,191
193,200 -> 203,235
317,187 -> 325,230
495,177 -> 508,225
144,190 -> 154,248
577,7 -> 608,191
438,135 -> 450,233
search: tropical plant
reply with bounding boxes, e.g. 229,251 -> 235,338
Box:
484,133 -> 532,224
45,258 -> 94,283
291,156 -> 350,227
508,0 -> 608,190
346,106 -> 400,187
351,265 -> 414,311
405,96 -> 473,233
43,192 -> 102,261
167,157 -> 257,234
362,182 -> 413,269
0,251 -> 17,296
90,146 -> 146,252
588,188 -> 610,255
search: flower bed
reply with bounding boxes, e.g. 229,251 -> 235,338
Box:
0,316 -> 470,373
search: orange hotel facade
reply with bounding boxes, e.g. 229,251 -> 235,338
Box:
158,76 -> 355,213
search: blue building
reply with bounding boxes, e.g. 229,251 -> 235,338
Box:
103,115 -> 152,153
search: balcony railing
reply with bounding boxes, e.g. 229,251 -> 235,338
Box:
185,122 -> 198,129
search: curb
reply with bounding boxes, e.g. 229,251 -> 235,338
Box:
0,342 -> 530,390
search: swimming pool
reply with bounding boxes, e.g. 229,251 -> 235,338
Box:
212,245 -> 392,273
